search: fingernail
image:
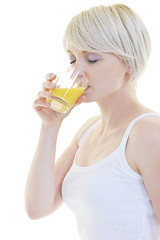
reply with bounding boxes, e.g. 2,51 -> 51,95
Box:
47,73 -> 56,80
48,82 -> 53,88
50,83 -> 56,89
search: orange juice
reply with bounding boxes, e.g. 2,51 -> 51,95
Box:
46,87 -> 86,113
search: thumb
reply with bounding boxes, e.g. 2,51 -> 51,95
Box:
76,95 -> 87,105
71,95 -> 87,110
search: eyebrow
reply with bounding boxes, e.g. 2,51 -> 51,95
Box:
67,50 -> 87,54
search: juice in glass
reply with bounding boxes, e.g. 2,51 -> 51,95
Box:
46,87 -> 86,113
46,67 -> 88,113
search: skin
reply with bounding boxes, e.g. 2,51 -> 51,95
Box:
26,45 -> 160,237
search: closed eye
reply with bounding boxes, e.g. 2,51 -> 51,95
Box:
70,60 -> 76,64
70,59 -> 98,64
87,59 -> 98,63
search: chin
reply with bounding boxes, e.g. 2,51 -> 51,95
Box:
83,95 -> 96,103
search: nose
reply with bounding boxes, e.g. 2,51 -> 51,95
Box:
69,57 -> 84,73
70,69 -> 85,82
69,66 -> 87,86
73,69 -> 85,78
72,63 -> 86,79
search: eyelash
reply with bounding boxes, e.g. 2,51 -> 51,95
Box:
87,59 -> 98,63
70,60 -> 76,64
70,59 -> 98,64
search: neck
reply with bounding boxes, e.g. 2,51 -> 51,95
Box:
96,85 -> 145,134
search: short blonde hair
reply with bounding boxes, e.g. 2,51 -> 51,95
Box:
63,4 -> 151,86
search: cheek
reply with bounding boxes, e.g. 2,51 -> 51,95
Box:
88,55 -> 127,86
101,61 -> 126,84
91,66 -> 126,95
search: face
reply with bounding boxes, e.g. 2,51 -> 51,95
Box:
67,45 -> 130,103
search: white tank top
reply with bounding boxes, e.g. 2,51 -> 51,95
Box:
62,113 -> 160,240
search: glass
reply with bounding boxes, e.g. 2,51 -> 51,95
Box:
46,66 -> 88,113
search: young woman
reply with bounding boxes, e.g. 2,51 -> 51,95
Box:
25,4 -> 160,240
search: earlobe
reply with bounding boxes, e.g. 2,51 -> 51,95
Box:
125,72 -> 131,82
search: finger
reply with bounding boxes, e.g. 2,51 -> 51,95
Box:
45,73 -> 56,81
42,81 -> 56,90
71,95 -> 87,109
33,99 -> 50,109
75,95 -> 87,105
38,90 -> 52,99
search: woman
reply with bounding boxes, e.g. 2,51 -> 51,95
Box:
25,4 -> 160,240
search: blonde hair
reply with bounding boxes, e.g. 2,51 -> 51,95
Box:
63,4 -> 151,86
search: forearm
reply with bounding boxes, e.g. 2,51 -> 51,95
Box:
25,121 -> 62,219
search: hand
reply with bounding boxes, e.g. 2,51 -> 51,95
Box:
33,73 -> 86,126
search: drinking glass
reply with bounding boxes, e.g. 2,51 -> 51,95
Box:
46,66 -> 88,113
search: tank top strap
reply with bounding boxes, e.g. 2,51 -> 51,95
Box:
119,112 -> 160,152
78,119 -> 101,146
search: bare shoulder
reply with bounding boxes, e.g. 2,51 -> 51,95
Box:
75,115 -> 100,146
132,115 -> 160,148
129,114 -> 160,174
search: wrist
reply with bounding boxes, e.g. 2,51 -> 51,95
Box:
41,120 -> 62,130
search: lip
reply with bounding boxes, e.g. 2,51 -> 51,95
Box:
84,86 -> 90,92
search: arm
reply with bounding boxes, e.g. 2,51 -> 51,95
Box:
25,121 -> 62,219
25,72 -> 87,219
138,127 -> 160,240
25,116 -> 99,219
25,89 -> 99,219
127,117 -> 160,239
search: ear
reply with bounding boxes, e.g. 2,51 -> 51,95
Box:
125,64 -> 130,81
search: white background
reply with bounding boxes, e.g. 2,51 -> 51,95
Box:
0,0 -> 160,239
